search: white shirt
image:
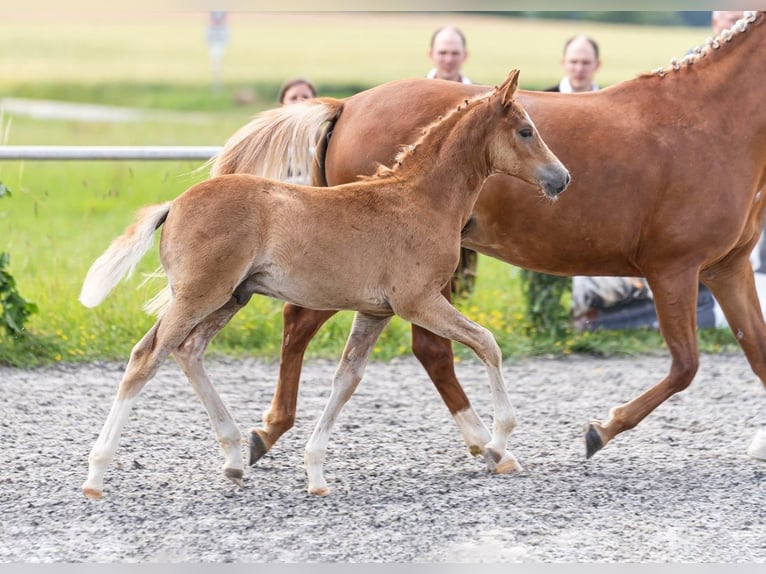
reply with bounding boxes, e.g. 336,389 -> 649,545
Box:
556,76 -> 599,93
426,68 -> 472,84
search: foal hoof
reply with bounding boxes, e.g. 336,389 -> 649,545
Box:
224,467 -> 244,487
308,485 -> 330,497
82,486 -> 103,500
484,448 -> 523,474
248,430 -> 268,465
585,423 -> 605,459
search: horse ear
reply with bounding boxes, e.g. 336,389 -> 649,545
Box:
499,69 -> 520,107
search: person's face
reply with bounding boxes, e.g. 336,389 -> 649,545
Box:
282,83 -> 315,105
712,11 -> 745,35
428,31 -> 467,82
562,39 -> 600,92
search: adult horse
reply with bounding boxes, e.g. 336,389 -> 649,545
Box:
79,72 -> 570,498
211,12 -> 766,465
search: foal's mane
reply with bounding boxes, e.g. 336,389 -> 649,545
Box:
365,91 -> 494,180
647,11 -> 760,78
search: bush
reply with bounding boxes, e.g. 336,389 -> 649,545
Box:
0,182 -> 38,338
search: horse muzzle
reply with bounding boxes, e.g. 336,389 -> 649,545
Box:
538,166 -> 571,199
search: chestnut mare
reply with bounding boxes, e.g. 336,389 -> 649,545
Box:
212,12 -> 766,465
79,71 -> 570,498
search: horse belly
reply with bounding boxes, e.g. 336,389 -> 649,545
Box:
243,269 -> 392,315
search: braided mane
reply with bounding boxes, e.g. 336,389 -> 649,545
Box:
365,91 -> 493,180
648,11 -> 759,77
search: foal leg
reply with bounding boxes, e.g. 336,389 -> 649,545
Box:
412,284 -> 492,456
401,294 -> 522,474
703,255 -> 766,460
173,298 -> 250,485
585,269 -> 702,457
249,305 -> 338,464
82,304 -> 204,499
304,312 -> 391,495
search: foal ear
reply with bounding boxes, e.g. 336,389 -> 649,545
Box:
498,69 -> 520,107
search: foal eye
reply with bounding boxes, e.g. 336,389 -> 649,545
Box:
519,128 -> 534,138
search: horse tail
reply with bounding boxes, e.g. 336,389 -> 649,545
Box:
79,202 -> 172,308
209,97 -> 344,180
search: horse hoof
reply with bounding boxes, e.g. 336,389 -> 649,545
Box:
585,424 -> 604,459
82,486 -> 103,500
248,431 -> 268,465
308,486 -> 330,497
224,467 -> 244,486
483,448 -> 523,474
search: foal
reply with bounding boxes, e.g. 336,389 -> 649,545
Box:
79,70 -> 570,498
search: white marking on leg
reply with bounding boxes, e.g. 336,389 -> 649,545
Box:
453,408 -> 492,456
304,313 -> 389,495
747,428 -> 766,460
82,396 -> 138,497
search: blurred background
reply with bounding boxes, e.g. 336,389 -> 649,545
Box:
0,11 -> 738,367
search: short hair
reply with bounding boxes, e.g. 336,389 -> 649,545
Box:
277,77 -> 317,104
430,26 -> 467,50
562,35 -> 600,60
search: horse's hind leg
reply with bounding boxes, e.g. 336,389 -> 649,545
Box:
412,284 -> 492,456
173,297 -> 251,485
585,269 -> 702,458
249,305 -> 339,464
304,312 -> 391,495
703,255 -> 766,460
82,304 -> 203,499
402,293 -> 522,474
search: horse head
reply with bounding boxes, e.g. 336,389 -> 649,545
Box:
489,69 -> 571,199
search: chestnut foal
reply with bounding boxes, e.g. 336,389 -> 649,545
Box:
79,70 -> 569,498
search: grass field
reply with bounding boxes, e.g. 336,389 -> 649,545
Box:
0,12 -> 738,366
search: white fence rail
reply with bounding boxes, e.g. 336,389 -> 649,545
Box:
0,146 -> 221,161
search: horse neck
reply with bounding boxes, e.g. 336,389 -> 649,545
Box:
393,98 -> 494,215
674,13 -> 766,129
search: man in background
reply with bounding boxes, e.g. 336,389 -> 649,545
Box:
546,34 -> 600,93
427,26 -> 471,84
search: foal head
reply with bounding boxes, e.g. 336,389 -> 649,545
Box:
488,70 -> 570,199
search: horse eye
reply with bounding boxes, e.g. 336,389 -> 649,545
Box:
519,128 -> 534,138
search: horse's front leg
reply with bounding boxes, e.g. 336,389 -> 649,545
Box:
403,293 -> 522,475
304,312 -> 391,496
412,282 -> 492,456
249,304 -> 338,464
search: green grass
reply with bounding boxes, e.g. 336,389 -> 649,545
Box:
0,12 -> 741,366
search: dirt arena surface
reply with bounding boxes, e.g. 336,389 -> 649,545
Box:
1,353 -> 764,562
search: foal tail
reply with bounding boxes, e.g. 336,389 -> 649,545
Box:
79,202 -> 171,308
209,97 -> 344,179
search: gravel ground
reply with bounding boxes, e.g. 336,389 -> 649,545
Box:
1,352 -> 765,562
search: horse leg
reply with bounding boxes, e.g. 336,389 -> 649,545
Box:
585,269 -> 701,458
702,255 -> 766,460
304,312 -> 391,495
403,293 -> 522,474
249,305 -> 338,464
412,285 -> 492,456
173,297 -> 250,485
82,303 -> 205,499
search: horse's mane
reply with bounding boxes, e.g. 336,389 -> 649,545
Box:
362,91 -> 494,181
646,11 -> 759,78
